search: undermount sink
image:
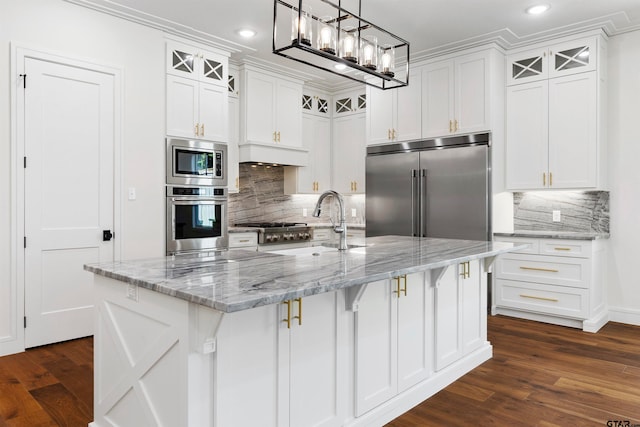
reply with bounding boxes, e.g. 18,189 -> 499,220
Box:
268,243 -> 366,257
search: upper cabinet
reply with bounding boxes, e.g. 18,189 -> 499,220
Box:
366,69 -> 422,145
166,40 -> 229,142
167,40 -> 228,87
507,38 -> 597,85
241,68 -> 302,147
332,112 -> 366,194
422,51 -> 490,138
505,34 -> 606,190
333,89 -> 366,117
301,89 -> 330,118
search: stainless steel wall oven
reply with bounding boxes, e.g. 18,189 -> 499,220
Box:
166,186 -> 228,255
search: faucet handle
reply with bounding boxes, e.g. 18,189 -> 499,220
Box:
334,225 -> 344,233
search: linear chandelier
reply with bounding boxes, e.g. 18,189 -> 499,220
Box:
272,0 -> 410,90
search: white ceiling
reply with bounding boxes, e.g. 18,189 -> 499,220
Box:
69,0 -> 640,88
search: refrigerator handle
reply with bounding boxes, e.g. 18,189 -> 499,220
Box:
420,169 -> 427,237
411,169 -> 418,236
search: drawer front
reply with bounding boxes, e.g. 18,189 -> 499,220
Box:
496,253 -> 590,289
494,237 -> 539,254
228,232 -> 258,248
346,229 -> 365,239
539,239 -> 591,258
495,279 -> 588,319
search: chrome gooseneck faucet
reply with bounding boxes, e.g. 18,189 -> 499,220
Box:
313,190 -> 348,251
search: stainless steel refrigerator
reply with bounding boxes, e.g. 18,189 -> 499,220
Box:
366,132 -> 491,241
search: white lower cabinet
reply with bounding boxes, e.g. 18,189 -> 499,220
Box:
355,272 -> 432,416
217,291 -> 348,427
493,236 -> 607,332
434,260 -> 485,370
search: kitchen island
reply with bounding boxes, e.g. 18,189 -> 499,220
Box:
85,236 -> 523,427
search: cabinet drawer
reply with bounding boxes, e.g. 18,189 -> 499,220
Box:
312,228 -> 333,242
539,239 -> 591,258
228,232 -> 258,248
494,237 -> 539,254
495,253 -> 590,289
495,279 -> 588,319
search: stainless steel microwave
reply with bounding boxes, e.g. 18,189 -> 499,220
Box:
166,138 -> 227,187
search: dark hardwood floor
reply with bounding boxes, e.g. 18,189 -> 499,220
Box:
0,315 -> 639,426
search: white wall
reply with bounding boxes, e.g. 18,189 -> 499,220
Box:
0,0 -> 167,354
606,30 -> 640,324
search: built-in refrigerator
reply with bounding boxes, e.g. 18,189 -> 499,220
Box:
365,132 -> 491,241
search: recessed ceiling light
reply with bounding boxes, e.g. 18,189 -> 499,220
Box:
237,29 -> 256,38
334,63 -> 347,70
526,4 -> 550,15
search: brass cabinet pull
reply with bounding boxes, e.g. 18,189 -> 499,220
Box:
195,123 -> 200,137
392,277 -> 401,297
454,120 -> 459,132
277,131 -> 281,142
293,298 -> 302,326
353,181 -> 357,192
543,172 -> 546,186
392,129 -> 397,140
460,261 -> 470,279
200,123 -> 205,136
282,300 -> 292,329
554,247 -> 571,251
387,129 -> 391,140
520,294 -> 559,302
449,120 -> 453,133
549,172 -> 553,186
272,131 -> 276,142
400,274 -> 407,296
235,177 -> 239,189
238,239 -> 250,243
519,266 -> 559,273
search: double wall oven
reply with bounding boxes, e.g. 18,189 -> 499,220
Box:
166,138 -> 228,255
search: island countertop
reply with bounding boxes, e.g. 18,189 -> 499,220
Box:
84,235 -> 523,313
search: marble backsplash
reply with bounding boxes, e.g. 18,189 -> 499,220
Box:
513,191 -> 609,233
228,164 -> 365,225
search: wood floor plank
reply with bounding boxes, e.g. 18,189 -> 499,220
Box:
29,383 -> 91,427
0,354 -> 57,391
0,365 -> 56,427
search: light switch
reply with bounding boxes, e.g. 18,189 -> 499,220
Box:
128,187 -> 136,201
302,208 -> 308,217
351,208 -> 357,218
552,210 -> 561,222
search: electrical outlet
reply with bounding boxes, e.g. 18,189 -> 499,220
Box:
128,187 -> 136,200
351,208 -> 357,218
302,208 -> 307,217
552,210 -> 561,222
126,283 -> 138,301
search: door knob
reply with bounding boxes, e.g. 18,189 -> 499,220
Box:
103,230 -> 113,241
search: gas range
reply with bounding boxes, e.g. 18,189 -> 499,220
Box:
234,222 -> 313,245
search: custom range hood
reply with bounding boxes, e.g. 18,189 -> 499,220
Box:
238,141 -> 309,166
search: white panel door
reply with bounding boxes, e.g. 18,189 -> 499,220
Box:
245,72 -> 276,144
199,82 -> 228,142
455,52 -> 489,134
422,61 -> 454,138
166,74 -> 199,139
24,57 -> 114,347
505,80 -> 549,190
275,79 -> 302,146
548,72 -> 597,189
366,86 -> 394,145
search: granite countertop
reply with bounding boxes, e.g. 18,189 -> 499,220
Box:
494,230 -> 610,240
85,235 -> 523,313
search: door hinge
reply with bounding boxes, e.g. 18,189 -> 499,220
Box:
24,156 -> 27,168
24,236 -> 26,248
19,73 -> 26,89
24,316 -> 27,328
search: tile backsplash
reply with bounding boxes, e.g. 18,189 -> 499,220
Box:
513,191 -> 609,233
228,164 -> 365,225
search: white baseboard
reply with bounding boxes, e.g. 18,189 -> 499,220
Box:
608,306 -> 640,326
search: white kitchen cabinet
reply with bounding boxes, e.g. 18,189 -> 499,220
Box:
366,69 -> 422,145
333,89 -> 366,117
507,37 -> 597,85
166,75 -> 228,141
242,69 -> 302,147
493,236 -> 607,332
355,273 -> 432,416
506,33 -> 606,190
228,95 -> 240,192
301,89 -> 330,118
434,260 -> 485,370
284,114 -> 331,194
217,291 -> 348,427
332,113 -> 366,194
421,51 -> 489,138
167,40 -> 228,88
227,231 -> 257,250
